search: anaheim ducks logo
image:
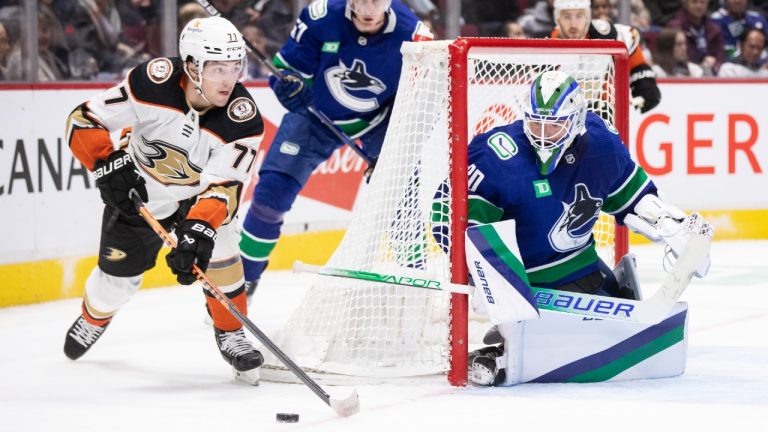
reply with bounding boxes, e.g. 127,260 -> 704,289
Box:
147,57 -> 173,84
134,136 -> 203,186
103,247 -> 127,262
227,97 -> 257,123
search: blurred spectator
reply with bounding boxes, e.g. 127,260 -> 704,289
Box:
241,22 -> 271,79
591,0 -> 611,21
6,7 -> 72,80
210,0 -> 254,28
0,19 -> 10,79
53,0 -> 125,78
651,28 -> 705,76
462,0 -> 520,36
495,20 -> 526,38
644,0 -> 682,27
178,1 -> 208,34
718,26 -> 768,76
667,0 -> 725,74
608,0 -> 651,30
644,0 -> 718,28
116,0 -> 161,75
249,0 -> 293,56
711,0 -> 768,59
518,0 -> 555,38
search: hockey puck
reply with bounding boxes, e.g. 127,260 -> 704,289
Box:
276,413 -> 299,423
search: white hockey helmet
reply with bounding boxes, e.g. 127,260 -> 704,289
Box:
553,0 -> 591,21
179,16 -> 247,88
523,71 -> 587,175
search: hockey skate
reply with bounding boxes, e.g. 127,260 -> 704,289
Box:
468,345 -> 506,386
215,328 -> 264,385
63,315 -> 110,360
244,279 -> 259,306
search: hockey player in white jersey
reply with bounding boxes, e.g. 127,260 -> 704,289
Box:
454,71 -> 713,386
551,0 -> 661,113
62,17 -> 265,385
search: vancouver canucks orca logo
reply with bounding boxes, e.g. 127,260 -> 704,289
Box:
324,58 -> 386,112
548,183 -> 603,252
134,136 -> 203,186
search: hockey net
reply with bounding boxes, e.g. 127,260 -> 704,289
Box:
263,39 -> 630,385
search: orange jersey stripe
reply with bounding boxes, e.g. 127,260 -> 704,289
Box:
187,197 -> 229,229
69,128 -> 113,171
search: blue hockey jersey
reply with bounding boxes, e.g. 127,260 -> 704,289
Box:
456,112 -> 656,288
274,0 -> 431,137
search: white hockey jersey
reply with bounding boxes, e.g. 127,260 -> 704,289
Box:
66,57 -> 264,227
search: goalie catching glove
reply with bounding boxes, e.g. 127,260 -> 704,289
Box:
167,219 -> 217,285
269,70 -> 313,114
93,150 -> 148,215
624,194 -> 714,278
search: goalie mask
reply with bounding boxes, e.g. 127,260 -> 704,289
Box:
523,71 -> 587,175
179,16 -> 247,100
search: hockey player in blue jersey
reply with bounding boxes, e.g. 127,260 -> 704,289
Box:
239,0 -> 432,299
449,70 -> 713,386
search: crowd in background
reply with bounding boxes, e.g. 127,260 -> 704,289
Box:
0,0 -> 766,81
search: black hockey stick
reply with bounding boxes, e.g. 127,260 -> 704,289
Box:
192,0 -> 375,166
130,191 -> 360,417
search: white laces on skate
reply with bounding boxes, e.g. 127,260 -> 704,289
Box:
218,329 -> 257,357
68,317 -> 106,347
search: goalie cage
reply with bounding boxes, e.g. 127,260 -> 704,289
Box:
261,38 -> 630,386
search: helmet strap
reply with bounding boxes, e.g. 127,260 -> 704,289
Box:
183,59 -> 213,106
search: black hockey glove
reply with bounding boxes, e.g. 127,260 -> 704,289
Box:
93,150 -> 148,215
629,64 -> 661,114
167,219 -> 217,285
269,70 -> 313,113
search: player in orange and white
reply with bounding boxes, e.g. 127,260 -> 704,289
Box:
62,16 -> 265,385
551,0 -> 661,113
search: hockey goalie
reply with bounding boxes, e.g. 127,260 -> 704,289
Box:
450,71 -> 714,386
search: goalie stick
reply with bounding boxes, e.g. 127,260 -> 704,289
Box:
192,0 -> 374,166
130,191 -> 359,417
293,255 -> 704,325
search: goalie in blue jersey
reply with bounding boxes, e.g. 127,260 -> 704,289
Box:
442,70 -> 714,386
239,0 -> 432,299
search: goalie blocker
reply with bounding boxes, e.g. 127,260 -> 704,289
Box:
464,219 -> 709,386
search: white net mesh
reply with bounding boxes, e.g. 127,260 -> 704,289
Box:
264,40 -> 624,379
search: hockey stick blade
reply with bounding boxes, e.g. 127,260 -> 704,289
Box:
293,261 -> 673,324
648,233 -> 712,305
130,191 -> 360,417
330,389 -> 361,417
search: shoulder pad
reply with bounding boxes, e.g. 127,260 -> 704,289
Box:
614,23 -> 641,54
227,96 -> 259,123
128,57 -> 186,109
590,19 -> 615,37
145,57 -> 175,84
308,0 -> 329,20
203,85 -> 264,143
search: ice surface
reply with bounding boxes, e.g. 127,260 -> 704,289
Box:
1,241 -> 767,431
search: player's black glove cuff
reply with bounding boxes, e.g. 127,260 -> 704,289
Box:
93,150 -> 148,215
630,64 -> 661,114
167,219 -> 217,285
